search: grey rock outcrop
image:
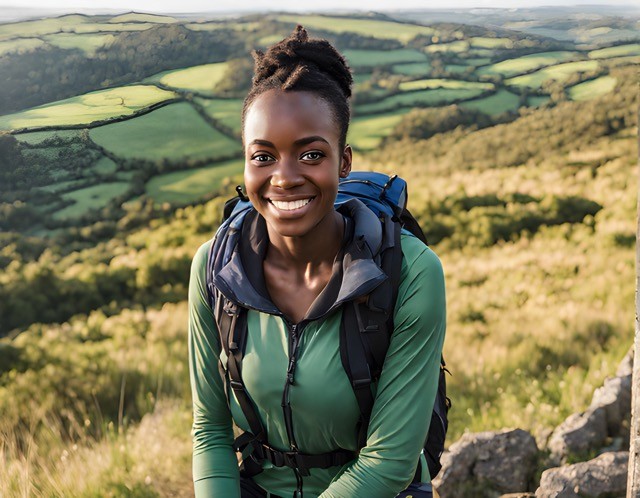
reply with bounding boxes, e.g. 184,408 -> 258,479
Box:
546,351 -> 632,462
535,451 -> 628,498
547,407 -> 608,460
434,428 -> 538,497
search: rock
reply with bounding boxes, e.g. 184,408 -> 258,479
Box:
433,429 -> 538,497
547,407 -> 607,461
535,451 -> 628,498
500,494 -> 536,498
615,348 -> 633,377
590,374 -> 632,435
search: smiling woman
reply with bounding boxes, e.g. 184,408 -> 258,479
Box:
188,26 -> 446,498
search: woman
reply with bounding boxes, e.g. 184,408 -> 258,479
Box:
188,26 -> 446,498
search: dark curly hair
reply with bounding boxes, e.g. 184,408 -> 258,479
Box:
242,25 -> 354,150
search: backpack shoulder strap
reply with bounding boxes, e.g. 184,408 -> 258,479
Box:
339,215 -> 401,447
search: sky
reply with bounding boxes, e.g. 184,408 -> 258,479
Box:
1,0 -> 639,15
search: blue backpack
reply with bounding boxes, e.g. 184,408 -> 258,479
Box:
207,171 -> 450,482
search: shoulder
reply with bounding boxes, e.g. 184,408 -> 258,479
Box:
192,238 -> 214,271
399,233 -> 444,282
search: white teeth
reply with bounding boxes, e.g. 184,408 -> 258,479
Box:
270,198 -> 313,211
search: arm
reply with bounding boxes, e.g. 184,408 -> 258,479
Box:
188,241 -> 241,497
320,238 -> 446,498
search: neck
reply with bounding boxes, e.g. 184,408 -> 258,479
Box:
265,211 -> 344,274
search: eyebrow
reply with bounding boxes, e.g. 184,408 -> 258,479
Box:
248,136 -> 330,147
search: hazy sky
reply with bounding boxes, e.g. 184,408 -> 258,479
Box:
2,0 -> 638,14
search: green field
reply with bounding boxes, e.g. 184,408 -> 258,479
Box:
343,48 -> 428,68
0,85 -> 177,131
0,37 -> 45,55
274,15 -> 435,42
588,43 -> 640,59
146,62 -> 230,95
461,89 -> 522,115
195,98 -> 243,134
42,32 -> 115,55
52,182 -> 131,220
357,87 -> 488,114
90,157 -> 118,175
89,102 -> 242,161
392,61 -> 432,76
527,95 -> 551,107
348,109 -> 409,150
109,13 -> 177,23
399,79 -> 493,92
470,37 -> 514,49
445,64 -> 471,74
425,40 -> 469,53
0,15 -> 89,41
477,51 -> 579,78
568,76 -> 618,101
506,60 -> 599,89
145,159 -> 244,204
13,129 -> 83,144
72,22 -> 156,34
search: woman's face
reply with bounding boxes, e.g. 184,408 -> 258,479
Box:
243,89 -> 351,239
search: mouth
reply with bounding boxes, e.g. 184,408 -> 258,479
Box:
267,196 -> 316,212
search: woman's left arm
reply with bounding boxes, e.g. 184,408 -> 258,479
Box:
320,236 -> 446,498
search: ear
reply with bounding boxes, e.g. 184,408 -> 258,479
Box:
339,145 -> 352,178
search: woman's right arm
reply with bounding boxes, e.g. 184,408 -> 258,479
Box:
189,241 -> 241,497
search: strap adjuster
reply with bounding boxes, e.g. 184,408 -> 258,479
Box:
229,379 -> 244,391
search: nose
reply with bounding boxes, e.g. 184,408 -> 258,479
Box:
270,157 -> 304,189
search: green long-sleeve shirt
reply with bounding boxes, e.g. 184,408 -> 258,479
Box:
189,222 -> 446,498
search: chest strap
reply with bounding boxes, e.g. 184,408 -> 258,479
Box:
234,432 -> 356,474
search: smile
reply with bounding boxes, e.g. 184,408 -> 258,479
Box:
268,197 -> 315,211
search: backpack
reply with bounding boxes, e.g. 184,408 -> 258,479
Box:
206,171 -> 450,483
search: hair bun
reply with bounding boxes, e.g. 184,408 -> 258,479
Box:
252,25 -> 353,99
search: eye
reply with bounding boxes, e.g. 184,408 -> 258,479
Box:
252,153 -> 274,164
301,151 -> 325,161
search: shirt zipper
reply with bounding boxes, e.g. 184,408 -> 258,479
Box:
282,320 -> 306,497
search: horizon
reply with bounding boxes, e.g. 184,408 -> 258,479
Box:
1,0 -> 640,16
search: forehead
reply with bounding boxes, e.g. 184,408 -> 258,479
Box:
244,90 -> 339,144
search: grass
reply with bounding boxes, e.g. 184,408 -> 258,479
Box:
42,32 -> 116,56
588,43 -> 640,59
357,88 -> 488,114
0,14 -> 89,41
0,37 -> 45,56
145,62 -> 230,95
52,182 -> 131,220
343,48 -> 428,68
477,51 -> 579,78
425,40 -> 469,53
398,79 -> 493,92
89,102 -> 242,162
445,64 -> 470,74
72,23 -> 156,34
506,60 -> 599,89
348,109 -> 410,151
274,15 -> 435,42
470,37 -> 514,49
392,61 -> 432,76
527,95 -> 551,108
91,157 -> 118,175
461,89 -> 522,115
194,97 -> 243,134
0,85 -> 177,131
145,159 -> 244,205
568,76 -> 618,102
